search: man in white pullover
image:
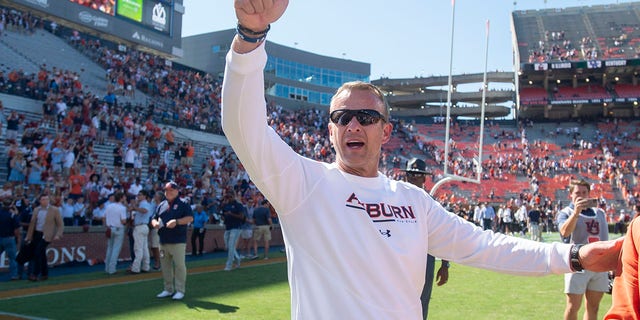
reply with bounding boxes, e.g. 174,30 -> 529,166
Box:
222,1 -> 622,319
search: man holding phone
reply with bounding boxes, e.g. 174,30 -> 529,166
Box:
557,179 -> 609,320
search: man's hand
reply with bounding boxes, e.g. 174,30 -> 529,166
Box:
580,237 -> 624,273
573,197 -> 591,215
234,0 -> 289,31
233,0 -> 289,53
166,219 -> 178,229
435,265 -> 449,286
150,219 -> 162,229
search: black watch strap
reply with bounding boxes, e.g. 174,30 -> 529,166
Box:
570,244 -> 584,272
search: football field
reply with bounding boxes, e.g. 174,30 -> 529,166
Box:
0,234 -> 615,319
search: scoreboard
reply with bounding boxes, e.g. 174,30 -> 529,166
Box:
3,0 -> 183,57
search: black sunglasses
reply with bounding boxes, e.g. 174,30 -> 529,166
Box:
329,109 -> 386,126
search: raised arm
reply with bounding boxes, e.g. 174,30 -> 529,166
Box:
232,0 -> 289,54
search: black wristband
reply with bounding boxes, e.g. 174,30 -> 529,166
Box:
570,244 -> 584,272
236,25 -> 268,43
237,23 -> 270,35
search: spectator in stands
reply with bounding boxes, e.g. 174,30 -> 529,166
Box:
50,141 -> 64,177
112,142 -> 123,179
185,142 -> 195,167
60,197 -> 75,226
0,100 -> 6,136
26,156 -> 44,195
221,3 -> 623,317
557,179 -> 609,320
123,144 -> 136,178
133,145 -> 143,178
5,110 -> 19,142
8,151 -> 26,185
61,145 -> 75,178
73,196 -> 87,226
164,128 -> 174,146
91,198 -> 106,226
67,166 -> 85,201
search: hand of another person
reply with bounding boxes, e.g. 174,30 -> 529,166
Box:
234,0 -> 289,30
436,266 -> 449,286
580,237 -> 624,273
573,197 -> 590,215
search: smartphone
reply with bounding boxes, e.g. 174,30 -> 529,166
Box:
584,198 -> 598,208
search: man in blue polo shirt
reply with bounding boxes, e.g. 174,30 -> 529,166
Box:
151,181 -> 193,300
221,191 -> 245,271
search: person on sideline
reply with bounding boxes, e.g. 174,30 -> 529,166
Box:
103,192 -> 127,275
221,1 -> 622,318
221,191 -> 245,271
128,190 -> 153,274
252,199 -> 273,260
0,198 -> 21,280
604,206 -> 640,319
149,191 -> 163,270
402,158 -> 450,319
191,204 -> 208,256
557,179 -> 610,320
26,194 -> 63,281
150,181 -> 193,300
528,205 -> 543,242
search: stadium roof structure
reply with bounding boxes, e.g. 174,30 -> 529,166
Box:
375,2 -> 640,121
372,73 -> 514,119
513,1 -> 640,120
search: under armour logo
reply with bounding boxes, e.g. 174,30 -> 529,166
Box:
379,229 -> 391,237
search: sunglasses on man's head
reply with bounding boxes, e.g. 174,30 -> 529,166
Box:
406,172 -> 426,177
329,109 -> 386,126
165,182 -> 179,190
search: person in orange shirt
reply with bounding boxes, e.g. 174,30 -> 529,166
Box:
604,205 -> 640,319
164,128 -> 174,146
68,166 -> 86,202
186,143 -> 195,167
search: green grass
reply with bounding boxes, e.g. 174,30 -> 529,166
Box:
0,233 -> 617,319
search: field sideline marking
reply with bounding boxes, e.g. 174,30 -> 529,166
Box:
0,311 -> 49,320
0,257 -> 286,301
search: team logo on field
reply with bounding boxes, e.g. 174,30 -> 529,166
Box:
345,193 -> 417,223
